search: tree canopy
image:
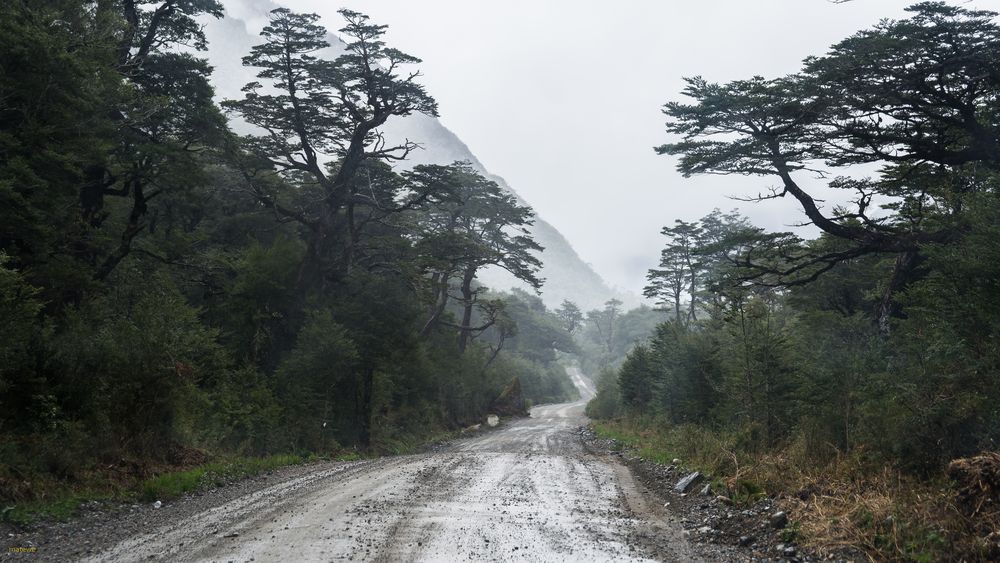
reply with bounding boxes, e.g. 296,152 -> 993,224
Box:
657,2 -> 1000,330
0,4 -> 571,511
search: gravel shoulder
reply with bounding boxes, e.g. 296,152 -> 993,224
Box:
1,460 -> 365,562
580,427 -> 868,563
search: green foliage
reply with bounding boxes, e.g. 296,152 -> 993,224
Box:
585,368 -> 621,420
591,420 -> 748,488
141,469 -> 204,502
555,300 -> 584,334
0,254 -> 45,396
139,454 -> 307,501
499,355 -> 575,406
48,275 -> 227,449
617,344 -> 655,414
0,4 -> 571,512
276,309 -> 358,451
1,491 -> 116,527
731,480 -> 766,505
206,367 -> 283,454
656,3 -> 1000,336
409,162 -> 543,351
616,1 -> 1000,476
575,300 -> 667,377
221,237 -> 306,366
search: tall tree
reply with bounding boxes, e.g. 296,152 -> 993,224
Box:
645,210 -> 757,321
0,0 -> 225,287
0,0 -> 115,293
555,300 -> 584,334
587,299 -> 623,357
409,162 -> 543,351
224,8 -> 438,284
656,2 -> 1000,331
93,51 -> 226,280
88,0 -> 225,280
645,220 -> 701,322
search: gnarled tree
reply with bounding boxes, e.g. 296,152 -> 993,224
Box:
223,8 -> 438,286
409,162 -> 543,351
657,2 -> 1000,331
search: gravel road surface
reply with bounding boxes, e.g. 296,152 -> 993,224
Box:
8,367 -> 701,562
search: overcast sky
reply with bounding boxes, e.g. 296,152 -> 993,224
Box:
274,0 -> 992,295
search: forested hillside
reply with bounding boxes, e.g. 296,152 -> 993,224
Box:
206,0 -> 620,311
7,1 -> 1000,559
0,1 -> 578,515
588,3 -> 1000,559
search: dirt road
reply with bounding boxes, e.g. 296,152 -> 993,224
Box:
74,367 -> 698,562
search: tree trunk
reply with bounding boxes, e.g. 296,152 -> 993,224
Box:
94,179 -> 149,281
295,205 -> 341,295
80,165 -> 114,226
689,268 -> 698,321
457,266 -> 476,353
344,198 -> 357,274
738,302 -> 755,424
358,365 -> 375,449
482,335 -> 505,373
420,272 -> 451,338
877,250 -> 919,336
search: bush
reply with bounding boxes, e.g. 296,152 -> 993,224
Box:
275,309 -> 358,451
586,367 -> 622,419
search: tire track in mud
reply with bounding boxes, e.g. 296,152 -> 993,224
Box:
372,454 -> 483,562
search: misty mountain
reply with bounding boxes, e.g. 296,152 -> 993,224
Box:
204,0 -> 619,310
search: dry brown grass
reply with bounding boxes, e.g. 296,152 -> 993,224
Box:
783,467 -> 946,560
768,451 -> 997,562
595,419 -> 999,561
703,441 -> 996,560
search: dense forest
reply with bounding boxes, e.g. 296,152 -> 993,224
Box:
5,0 -> 1000,559
587,3 -> 1000,559
0,1 -> 580,510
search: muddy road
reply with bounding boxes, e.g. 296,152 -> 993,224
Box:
47,367 -> 700,562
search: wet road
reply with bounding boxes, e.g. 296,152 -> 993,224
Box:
84,367 -> 698,562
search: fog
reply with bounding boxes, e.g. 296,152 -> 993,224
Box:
241,0 -> 991,295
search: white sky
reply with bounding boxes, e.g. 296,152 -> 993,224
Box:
279,0 -> 993,294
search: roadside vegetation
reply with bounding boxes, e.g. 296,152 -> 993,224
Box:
587,4 -> 1000,560
0,3 -> 576,525
3,453 -> 318,526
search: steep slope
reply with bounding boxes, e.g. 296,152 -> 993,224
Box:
378,114 -> 616,310
205,0 -> 618,310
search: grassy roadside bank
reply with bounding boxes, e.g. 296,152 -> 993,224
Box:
591,418 -> 995,561
1,453 -> 331,527
0,422 -> 484,528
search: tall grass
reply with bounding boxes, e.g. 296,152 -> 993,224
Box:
591,418 -> 979,561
